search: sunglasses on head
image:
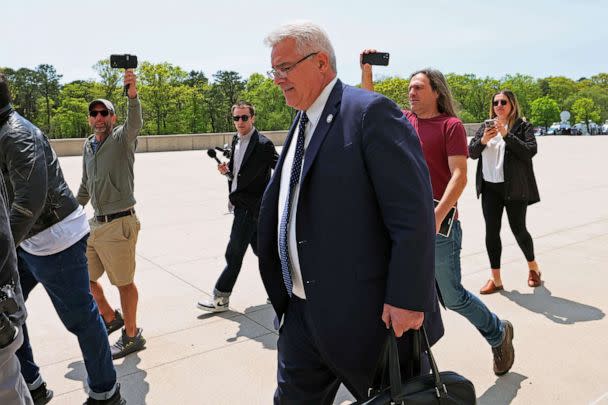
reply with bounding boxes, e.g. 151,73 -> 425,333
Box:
233,115 -> 250,122
89,110 -> 110,117
493,100 -> 508,107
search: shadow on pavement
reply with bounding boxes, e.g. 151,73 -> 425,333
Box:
115,354 -> 149,405
197,304 -> 277,351
477,372 -> 527,404
500,284 -> 605,324
65,353 -> 149,403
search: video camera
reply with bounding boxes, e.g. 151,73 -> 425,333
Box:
0,284 -> 18,348
0,284 -> 18,315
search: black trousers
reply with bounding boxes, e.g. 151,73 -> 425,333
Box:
215,207 -> 258,294
481,181 -> 535,269
275,296 -> 430,405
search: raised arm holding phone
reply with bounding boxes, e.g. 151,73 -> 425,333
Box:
359,54 -> 515,377
78,64 -> 146,363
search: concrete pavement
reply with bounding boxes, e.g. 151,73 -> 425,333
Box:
24,136 -> 608,404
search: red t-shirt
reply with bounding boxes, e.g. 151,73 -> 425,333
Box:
404,110 -> 468,201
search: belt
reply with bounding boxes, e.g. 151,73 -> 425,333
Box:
96,208 -> 135,223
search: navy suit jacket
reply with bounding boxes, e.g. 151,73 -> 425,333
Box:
258,80 -> 443,394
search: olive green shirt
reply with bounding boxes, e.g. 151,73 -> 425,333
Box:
77,97 -> 143,216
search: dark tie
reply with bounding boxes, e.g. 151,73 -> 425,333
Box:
279,112 -> 309,296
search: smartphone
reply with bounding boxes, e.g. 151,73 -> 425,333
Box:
484,119 -> 496,129
361,52 -> 390,66
110,54 -> 138,69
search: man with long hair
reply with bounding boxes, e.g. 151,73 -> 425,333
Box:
361,60 -> 515,376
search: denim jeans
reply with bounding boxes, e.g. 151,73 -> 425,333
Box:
434,221 -> 504,347
215,208 -> 258,294
16,236 -> 118,399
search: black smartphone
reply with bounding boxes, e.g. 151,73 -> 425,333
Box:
361,52 -> 390,66
110,54 -> 138,69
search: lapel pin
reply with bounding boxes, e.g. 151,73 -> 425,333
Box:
326,114 -> 333,124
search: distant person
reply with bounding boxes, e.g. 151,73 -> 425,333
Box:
197,101 -> 278,312
361,53 -> 515,376
259,23 -> 443,404
0,73 -> 125,405
77,69 -> 146,360
468,90 -> 541,294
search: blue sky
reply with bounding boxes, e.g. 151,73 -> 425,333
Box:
3,0 -> 607,85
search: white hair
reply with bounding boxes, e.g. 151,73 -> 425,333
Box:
264,21 -> 337,72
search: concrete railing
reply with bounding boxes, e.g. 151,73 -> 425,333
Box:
50,124 -> 483,157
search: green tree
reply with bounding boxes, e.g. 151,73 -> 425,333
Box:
538,76 -> 577,110
500,74 -> 542,118
571,97 -> 601,133
373,77 -> 410,108
35,64 -> 62,134
447,74 -> 499,121
93,59 -> 122,100
529,97 -> 560,131
242,73 -> 293,131
138,62 -> 188,134
1,67 -> 41,122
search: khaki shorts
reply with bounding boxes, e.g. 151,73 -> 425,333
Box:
87,213 -> 140,287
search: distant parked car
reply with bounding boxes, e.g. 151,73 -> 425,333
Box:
602,123 -> 608,134
533,127 -> 545,136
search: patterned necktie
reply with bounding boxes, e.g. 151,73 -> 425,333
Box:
279,112 -> 309,296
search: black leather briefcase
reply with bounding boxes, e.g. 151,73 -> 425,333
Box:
355,326 -> 476,405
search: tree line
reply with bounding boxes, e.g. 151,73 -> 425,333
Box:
1,61 -> 607,138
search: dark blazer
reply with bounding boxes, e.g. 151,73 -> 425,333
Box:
257,80 -> 443,395
469,118 -> 540,205
227,129 -> 278,218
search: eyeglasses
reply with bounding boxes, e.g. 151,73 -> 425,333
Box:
267,52 -> 319,80
493,100 -> 508,107
89,110 -> 110,117
233,115 -> 250,122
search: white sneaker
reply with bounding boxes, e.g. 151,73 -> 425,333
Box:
197,294 -> 229,312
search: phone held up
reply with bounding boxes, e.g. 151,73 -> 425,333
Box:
110,54 -> 138,69
484,119 -> 496,129
361,52 -> 390,66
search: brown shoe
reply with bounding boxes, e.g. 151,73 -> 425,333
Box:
528,270 -> 541,287
493,320 -> 515,376
480,279 -> 503,295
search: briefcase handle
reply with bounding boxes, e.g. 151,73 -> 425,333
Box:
369,326 -> 448,403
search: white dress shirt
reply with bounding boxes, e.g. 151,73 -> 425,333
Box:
277,77 -> 338,299
481,125 -> 507,183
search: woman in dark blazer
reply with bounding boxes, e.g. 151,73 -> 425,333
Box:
469,90 -> 541,294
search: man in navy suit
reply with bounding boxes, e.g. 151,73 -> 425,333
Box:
260,22 -> 444,404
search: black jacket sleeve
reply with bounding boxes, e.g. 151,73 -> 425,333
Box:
468,125 -> 486,160
504,120 -> 537,161
1,127 -> 48,245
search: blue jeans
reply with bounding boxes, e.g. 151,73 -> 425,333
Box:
16,236 -> 117,399
434,221 -> 504,347
215,208 -> 258,294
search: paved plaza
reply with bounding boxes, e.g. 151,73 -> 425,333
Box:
24,136 -> 608,404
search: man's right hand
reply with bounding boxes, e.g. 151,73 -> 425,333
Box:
218,163 -> 229,175
360,49 -> 376,91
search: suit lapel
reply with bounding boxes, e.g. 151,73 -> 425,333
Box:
301,80 -> 343,183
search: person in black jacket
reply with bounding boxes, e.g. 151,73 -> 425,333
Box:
0,171 -> 33,404
469,90 -> 541,294
198,101 -> 278,312
0,74 -> 125,405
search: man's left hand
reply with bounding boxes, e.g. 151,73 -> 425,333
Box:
381,304 -> 424,337
125,69 -> 138,99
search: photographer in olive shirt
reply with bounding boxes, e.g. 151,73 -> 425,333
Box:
77,69 -> 146,360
